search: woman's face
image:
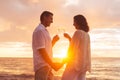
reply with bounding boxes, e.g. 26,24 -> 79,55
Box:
73,19 -> 79,29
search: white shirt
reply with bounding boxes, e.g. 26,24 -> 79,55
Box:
32,24 -> 52,72
62,30 -> 91,80
68,30 -> 91,72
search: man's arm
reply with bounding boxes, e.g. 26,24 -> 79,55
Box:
38,48 -> 62,71
52,35 -> 59,47
38,48 -> 53,66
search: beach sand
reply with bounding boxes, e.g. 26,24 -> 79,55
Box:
0,74 -> 106,80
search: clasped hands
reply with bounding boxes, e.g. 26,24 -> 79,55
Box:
51,58 -> 68,71
52,62 -> 64,71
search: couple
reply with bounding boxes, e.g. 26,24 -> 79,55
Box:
32,11 -> 91,80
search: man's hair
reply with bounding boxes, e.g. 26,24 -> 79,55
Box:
40,11 -> 53,22
74,15 -> 89,32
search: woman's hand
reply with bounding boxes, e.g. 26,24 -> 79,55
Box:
64,33 -> 71,41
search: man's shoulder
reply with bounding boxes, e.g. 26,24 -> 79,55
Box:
34,25 -> 44,32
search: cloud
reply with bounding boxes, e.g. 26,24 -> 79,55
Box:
0,0 -> 42,26
0,0 -> 120,42
0,25 -> 31,42
0,0 -> 120,28
0,0 -> 69,31
90,27 -> 120,50
62,0 -> 120,27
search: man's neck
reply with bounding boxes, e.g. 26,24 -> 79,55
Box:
41,22 -> 47,28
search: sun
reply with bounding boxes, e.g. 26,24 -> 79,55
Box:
53,48 -> 67,58
59,49 -> 67,58
53,39 -> 69,59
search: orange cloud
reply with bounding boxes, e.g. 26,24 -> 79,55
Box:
0,0 -> 120,42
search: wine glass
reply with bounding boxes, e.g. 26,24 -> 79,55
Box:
57,27 -> 65,38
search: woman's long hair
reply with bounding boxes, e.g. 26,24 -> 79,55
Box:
74,15 -> 89,32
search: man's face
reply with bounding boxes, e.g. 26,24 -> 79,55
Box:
44,15 -> 53,27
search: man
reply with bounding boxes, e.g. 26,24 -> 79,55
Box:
32,11 -> 62,80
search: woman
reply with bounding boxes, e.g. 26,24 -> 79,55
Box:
62,14 -> 91,80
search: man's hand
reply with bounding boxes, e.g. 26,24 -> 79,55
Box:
52,35 -> 60,46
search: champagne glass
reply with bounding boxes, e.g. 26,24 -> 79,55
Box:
57,27 -> 65,39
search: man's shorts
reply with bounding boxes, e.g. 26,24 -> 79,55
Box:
35,66 -> 53,80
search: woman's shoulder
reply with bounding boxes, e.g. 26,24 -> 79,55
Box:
74,30 -> 86,35
74,30 -> 90,38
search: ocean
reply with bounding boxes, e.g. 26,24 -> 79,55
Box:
0,57 -> 120,80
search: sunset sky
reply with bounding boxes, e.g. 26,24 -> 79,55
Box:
0,0 -> 120,58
